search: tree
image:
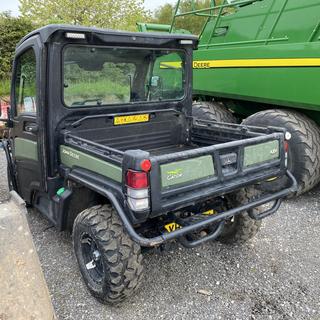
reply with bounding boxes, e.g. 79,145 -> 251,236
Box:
153,0 -> 225,35
153,3 -> 175,25
19,0 -> 151,31
0,12 -> 35,96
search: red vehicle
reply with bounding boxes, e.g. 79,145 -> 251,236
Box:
0,98 -> 10,138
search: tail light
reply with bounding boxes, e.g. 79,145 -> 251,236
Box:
126,170 -> 150,211
126,171 -> 148,188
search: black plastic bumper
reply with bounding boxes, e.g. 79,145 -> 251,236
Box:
68,170 -> 297,248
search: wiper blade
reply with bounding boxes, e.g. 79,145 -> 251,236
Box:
71,98 -> 102,106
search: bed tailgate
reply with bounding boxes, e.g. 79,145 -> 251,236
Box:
148,130 -> 287,216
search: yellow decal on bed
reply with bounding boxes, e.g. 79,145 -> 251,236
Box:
202,209 -> 217,215
114,114 -> 150,125
164,222 -> 181,233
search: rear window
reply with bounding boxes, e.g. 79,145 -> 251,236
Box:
63,45 -> 185,107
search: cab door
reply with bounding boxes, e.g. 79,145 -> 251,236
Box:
10,37 -> 44,203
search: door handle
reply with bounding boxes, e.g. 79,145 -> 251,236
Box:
25,123 -> 39,133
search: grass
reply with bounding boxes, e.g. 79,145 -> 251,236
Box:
64,79 -> 130,105
0,79 -> 10,98
0,77 -> 130,104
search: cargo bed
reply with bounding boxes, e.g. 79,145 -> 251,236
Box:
60,113 -> 290,218
62,111 -> 264,159
59,116 -> 296,240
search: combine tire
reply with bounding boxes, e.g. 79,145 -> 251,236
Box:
192,101 -> 237,123
243,109 -> 320,195
217,188 -> 262,245
73,204 -> 144,304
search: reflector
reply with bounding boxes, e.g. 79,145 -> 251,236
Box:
140,159 -> 151,172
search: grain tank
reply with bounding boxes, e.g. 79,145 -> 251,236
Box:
138,0 -> 320,195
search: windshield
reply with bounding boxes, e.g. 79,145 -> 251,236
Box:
63,45 -> 185,107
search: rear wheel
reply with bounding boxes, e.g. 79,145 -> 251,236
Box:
217,188 -> 262,245
192,101 -> 237,123
73,204 -> 144,304
243,109 -> 320,195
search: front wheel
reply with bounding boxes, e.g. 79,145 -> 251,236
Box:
217,188 -> 262,245
73,204 -> 144,304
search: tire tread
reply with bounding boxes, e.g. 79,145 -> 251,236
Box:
243,109 -> 320,195
218,188 -> 262,244
73,204 -> 143,304
193,101 -> 237,123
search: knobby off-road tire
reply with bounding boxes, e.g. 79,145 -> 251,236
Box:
192,101 -> 237,123
73,204 -> 144,304
217,188 -> 262,245
243,109 -> 320,196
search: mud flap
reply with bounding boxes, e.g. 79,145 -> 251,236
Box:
0,191 -> 55,320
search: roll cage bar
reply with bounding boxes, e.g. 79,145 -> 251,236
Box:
137,0 -> 262,46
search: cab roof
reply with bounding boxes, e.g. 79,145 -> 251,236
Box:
17,24 -> 198,49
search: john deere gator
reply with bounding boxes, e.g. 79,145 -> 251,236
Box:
1,25 -> 296,304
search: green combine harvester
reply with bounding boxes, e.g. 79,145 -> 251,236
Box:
137,0 -> 320,195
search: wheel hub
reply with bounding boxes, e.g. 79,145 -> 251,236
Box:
80,233 -> 104,281
92,249 -> 101,261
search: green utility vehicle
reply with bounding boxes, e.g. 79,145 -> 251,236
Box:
137,0 -> 320,196
1,25 -> 296,304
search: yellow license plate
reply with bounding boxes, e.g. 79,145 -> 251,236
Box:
114,114 -> 149,125
164,222 -> 181,233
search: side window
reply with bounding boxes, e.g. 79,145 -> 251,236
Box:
14,48 -> 37,115
150,52 -> 184,101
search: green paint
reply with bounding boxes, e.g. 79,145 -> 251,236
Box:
14,138 -> 38,161
160,155 -> 214,188
56,187 -> 65,196
244,140 -> 279,167
60,145 -> 122,182
192,0 -> 320,120
138,0 -> 320,123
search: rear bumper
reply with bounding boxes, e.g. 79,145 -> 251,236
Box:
69,169 -> 297,247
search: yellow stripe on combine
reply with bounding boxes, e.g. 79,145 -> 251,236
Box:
193,58 -> 320,68
160,58 -> 320,69
160,62 -> 182,69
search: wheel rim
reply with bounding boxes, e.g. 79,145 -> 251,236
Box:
80,233 -> 104,283
220,216 -> 237,236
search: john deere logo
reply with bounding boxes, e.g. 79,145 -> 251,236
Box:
167,168 -> 183,181
62,148 -> 80,160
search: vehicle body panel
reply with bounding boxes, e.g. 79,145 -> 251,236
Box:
60,145 -> 122,182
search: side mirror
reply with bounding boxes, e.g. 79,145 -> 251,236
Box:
150,75 -> 161,87
23,97 -> 35,113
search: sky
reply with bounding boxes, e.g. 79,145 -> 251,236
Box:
0,0 -> 177,16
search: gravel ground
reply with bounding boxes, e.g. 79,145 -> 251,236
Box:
1,149 -> 320,320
